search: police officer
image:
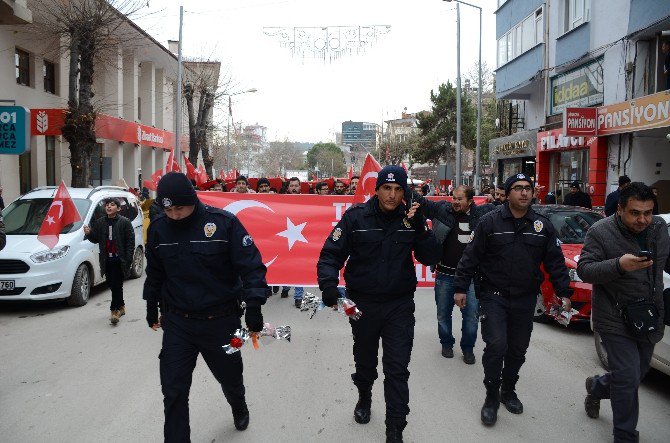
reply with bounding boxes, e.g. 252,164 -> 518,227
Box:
317,165 -> 441,443
143,172 -> 269,441
454,173 -> 573,426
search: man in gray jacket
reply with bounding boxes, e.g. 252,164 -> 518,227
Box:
577,182 -> 668,443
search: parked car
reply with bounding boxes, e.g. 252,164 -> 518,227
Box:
532,204 -> 603,323
0,186 -> 145,306
593,214 -> 670,376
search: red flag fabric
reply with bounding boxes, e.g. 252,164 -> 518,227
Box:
143,179 -> 157,191
37,182 -> 82,249
197,193 -> 489,287
183,154 -> 197,180
195,164 -> 209,187
401,162 -> 407,172
164,150 -> 180,173
348,164 -> 354,180
354,154 -> 382,203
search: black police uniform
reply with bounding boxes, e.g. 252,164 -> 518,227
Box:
317,195 -> 441,425
143,202 -> 268,441
454,202 -> 572,400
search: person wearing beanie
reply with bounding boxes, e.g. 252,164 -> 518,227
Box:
562,181 -> 592,209
453,172 -> 572,426
84,197 -> 135,324
317,164 -> 441,442
143,171 -> 269,440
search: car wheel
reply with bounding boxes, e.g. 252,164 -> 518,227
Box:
594,331 -> 609,370
66,264 -> 90,307
129,247 -> 144,279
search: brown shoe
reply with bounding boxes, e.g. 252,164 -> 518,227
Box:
118,306 -> 126,317
110,310 -> 120,325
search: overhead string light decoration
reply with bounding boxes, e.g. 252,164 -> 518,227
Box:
263,25 -> 391,62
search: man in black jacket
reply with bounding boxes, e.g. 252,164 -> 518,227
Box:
563,181 -> 592,209
605,176 -> 631,217
144,172 -> 268,441
454,173 -> 573,426
317,165 -> 441,443
84,198 -> 135,324
413,186 -> 496,364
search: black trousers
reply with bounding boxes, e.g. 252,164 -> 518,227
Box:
591,332 -> 654,443
479,292 -> 535,387
105,259 -> 124,311
160,312 -> 245,443
349,296 -> 415,419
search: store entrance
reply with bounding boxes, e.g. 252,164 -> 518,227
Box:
498,157 -> 536,184
550,149 -> 589,203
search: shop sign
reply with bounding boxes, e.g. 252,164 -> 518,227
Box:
538,128 -> 595,151
0,106 -> 30,155
597,90 -> 670,136
563,107 -> 597,136
489,130 -> 537,160
493,139 -> 531,156
550,59 -> 603,115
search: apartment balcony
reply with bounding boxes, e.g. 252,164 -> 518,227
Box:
0,0 -> 32,25
556,22 -> 591,68
628,0 -> 670,35
495,44 -> 544,100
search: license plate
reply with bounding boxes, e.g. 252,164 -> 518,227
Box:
0,280 -> 15,290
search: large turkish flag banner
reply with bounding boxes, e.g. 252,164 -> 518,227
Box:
37,182 -> 82,249
198,193 -> 443,288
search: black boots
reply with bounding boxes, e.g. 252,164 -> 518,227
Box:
481,382 -> 500,426
354,387 -> 372,424
385,417 -> 406,443
500,377 -> 523,414
232,404 -> 249,431
584,375 -> 601,419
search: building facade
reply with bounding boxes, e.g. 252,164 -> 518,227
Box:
492,0 -> 670,208
341,120 -> 380,171
0,1 -> 184,204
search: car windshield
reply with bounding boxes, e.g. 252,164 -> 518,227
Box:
2,198 -> 91,235
546,210 -> 603,244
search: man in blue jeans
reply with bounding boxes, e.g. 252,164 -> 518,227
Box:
415,185 -> 495,364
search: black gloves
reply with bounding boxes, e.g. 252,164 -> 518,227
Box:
407,206 -> 426,233
322,287 -> 340,307
146,300 -> 159,328
245,306 -> 263,332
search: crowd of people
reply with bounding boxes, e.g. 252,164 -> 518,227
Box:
76,167 -> 666,443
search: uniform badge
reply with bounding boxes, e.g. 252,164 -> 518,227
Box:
331,227 -> 342,242
534,220 -> 544,233
403,217 -> 412,229
162,197 -> 172,208
204,222 -> 217,238
517,173 -> 525,179
242,234 -> 254,247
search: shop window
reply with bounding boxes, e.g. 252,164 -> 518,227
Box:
43,60 -> 56,94
15,48 -> 30,86
46,136 -> 56,186
19,150 -> 32,194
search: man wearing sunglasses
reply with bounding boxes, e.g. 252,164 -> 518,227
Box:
454,173 -> 573,427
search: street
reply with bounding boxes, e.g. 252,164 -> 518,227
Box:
1,278 -> 669,443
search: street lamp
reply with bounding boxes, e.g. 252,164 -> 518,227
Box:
225,88 -> 257,172
445,0 -> 482,190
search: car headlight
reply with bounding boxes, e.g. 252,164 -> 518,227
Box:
568,268 -> 582,282
30,245 -> 70,263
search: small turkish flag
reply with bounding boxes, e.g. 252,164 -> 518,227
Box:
164,149 -> 180,173
354,154 -> 382,203
37,181 -> 82,249
183,154 -> 197,180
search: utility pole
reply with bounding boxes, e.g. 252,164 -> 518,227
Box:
455,2 -> 461,187
174,6 -> 184,169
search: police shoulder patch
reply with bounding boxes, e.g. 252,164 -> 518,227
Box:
533,220 -> 544,233
242,234 -> 254,247
331,227 -> 342,242
204,222 -> 217,238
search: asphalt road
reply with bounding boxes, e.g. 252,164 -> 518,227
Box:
1,277 -> 669,443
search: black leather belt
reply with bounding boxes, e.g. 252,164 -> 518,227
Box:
167,301 -> 240,320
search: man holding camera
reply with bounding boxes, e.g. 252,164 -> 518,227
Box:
577,182 -> 668,443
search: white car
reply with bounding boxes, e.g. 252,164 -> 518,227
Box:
0,186 -> 145,306
593,214 -> 670,376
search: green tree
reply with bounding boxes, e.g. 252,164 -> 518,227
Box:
415,81 -> 476,165
306,143 -> 346,177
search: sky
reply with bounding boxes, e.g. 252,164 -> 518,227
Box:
135,0 -> 497,143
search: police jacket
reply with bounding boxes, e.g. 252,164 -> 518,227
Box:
317,196 -> 441,301
84,215 -> 134,277
454,203 -> 572,298
143,202 -> 268,312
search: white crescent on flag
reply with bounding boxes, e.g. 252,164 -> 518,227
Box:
222,200 -> 279,267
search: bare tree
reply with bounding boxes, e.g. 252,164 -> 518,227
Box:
256,141 -> 304,177
30,0 -> 148,187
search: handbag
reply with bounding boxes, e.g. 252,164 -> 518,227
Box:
620,298 -> 660,337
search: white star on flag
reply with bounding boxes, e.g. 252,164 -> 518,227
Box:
46,215 -> 55,225
276,217 -> 308,251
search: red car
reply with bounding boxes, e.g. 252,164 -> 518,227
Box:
533,205 -> 604,324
